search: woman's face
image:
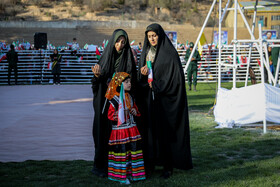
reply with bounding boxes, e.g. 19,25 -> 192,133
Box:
147,31 -> 158,47
115,36 -> 126,52
54,49 -> 58,54
123,78 -> 131,91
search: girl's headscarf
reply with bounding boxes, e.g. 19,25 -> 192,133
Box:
105,72 -> 130,100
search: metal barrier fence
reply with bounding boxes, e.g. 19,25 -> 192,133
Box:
0,46 -> 276,85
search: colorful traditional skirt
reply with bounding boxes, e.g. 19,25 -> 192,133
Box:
108,123 -> 146,183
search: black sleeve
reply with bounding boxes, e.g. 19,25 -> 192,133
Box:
91,75 -> 100,94
16,52 -> 18,62
6,52 -> 10,61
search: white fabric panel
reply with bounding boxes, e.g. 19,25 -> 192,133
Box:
214,83 -> 280,127
265,84 -> 280,123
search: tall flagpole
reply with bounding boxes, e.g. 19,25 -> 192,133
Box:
218,0 -> 222,89
233,0 -> 237,89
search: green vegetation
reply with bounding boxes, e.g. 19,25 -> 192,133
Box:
1,82 -> 279,186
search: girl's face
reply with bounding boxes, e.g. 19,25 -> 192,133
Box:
147,31 -> 158,47
123,78 -> 131,91
115,36 -> 126,52
54,49 -> 58,54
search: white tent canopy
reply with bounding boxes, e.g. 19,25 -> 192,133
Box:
214,83 -> 280,128
186,0 -> 280,133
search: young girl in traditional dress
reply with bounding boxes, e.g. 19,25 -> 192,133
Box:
105,72 -> 145,184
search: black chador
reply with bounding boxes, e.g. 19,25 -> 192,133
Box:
91,29 -> 137,176
137,23 -> 193,173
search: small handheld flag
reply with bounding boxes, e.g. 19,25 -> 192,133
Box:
48,62 -> 52,70
96,47 -> 101,60
0,53 -> 7,62
102,39 -> 105,49
147,61 -> 153,83
105,40 -> 109,48
117,83 -> 126,126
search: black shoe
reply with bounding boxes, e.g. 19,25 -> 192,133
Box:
146,169 -> 154,179
160,171 -> 173,179
91,168 -> 107,178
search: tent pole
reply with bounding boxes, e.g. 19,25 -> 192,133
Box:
183,0 -> 217,74
275,56 -> 280,86
245,0 -> 258,87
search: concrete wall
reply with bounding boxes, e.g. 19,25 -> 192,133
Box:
0,21 -> 261,47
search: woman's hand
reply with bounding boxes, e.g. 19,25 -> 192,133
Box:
130,108 -> 137,116
91,64 -> 101,77
140,65 -> 149,76
149,82 -> 152,88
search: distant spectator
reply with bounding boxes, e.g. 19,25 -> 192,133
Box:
50,49 -> 62,85
185,42 -> 201,91
138,42 -> 142,51
7,44 -> 18,85
264,45 -> 272,83
268,46 -> 274,75
71,37 -> 80,56
72,38 -> 79,50
271,42 -> 280,76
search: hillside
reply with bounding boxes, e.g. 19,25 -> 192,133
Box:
0,0 -> 236,47
0,0 -> 222,26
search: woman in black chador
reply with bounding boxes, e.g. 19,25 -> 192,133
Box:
91,29 -> 137,177
137,23 -> 193,179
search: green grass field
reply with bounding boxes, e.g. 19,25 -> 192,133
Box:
1,83 -> 280,186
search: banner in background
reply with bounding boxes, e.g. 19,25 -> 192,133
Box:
213,31 -> 228,45
262,30 -> 277,40
165,31 -> 177,49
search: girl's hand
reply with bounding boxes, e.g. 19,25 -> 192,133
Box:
149,82 -> 152,88
141,65 -> 149,76
91,64 -> 101,77
113,112 -> 118,120
130,108 -> 137,116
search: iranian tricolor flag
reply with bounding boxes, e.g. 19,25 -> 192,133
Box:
48,62 -> 52,70
147,61 -> 153,83
102,39 -> 105,49
105,40 -> 109,48
257,59 -> 261,67
117,83 -> 126,126
96,47 -> 101,60
78,56 -> 83,63
0,53 -> 7,62
130,40 -> 135,46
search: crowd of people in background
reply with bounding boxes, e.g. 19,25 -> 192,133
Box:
1,32 -> 279,88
